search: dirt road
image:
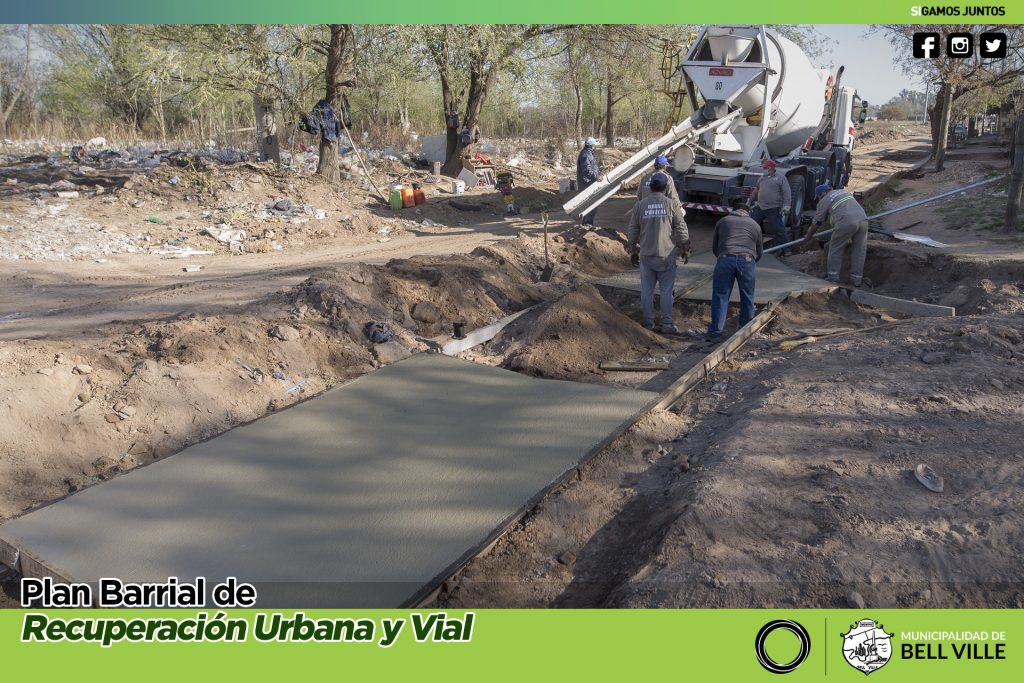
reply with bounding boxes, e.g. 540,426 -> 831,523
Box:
0,212 -> 580,341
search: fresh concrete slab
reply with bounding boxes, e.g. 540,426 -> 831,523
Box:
593,254 -> 711,298
0,354 -> 654,607
594,252 -> 833,304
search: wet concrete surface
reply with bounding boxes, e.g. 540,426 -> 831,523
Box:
0,354 -> 654,607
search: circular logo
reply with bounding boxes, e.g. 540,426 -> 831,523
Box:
755,620 -> 811,674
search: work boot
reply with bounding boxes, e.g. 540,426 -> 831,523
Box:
660,323 -> 680,335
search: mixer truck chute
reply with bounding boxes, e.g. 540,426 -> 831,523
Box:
563,25 -> 867,229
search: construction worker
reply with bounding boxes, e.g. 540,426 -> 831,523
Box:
638,155 -> 679,203
803,183 -> 869,287
576,137 -> 600,226
705,207 -> 763,342
749,159 -> 792,255
626,172 -> 690,334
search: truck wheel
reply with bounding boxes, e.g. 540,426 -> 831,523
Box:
838,155 -> 853,188
786,175 -> 806,228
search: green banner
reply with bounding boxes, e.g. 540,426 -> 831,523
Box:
2,609 -> 1021,681
0,1 -> 1021,24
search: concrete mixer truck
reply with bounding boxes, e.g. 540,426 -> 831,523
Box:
564,25 -> 868,229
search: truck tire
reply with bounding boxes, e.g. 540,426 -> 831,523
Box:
786,175 -> 806,228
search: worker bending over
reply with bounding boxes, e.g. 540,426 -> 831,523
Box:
749,159 -> 791,255
626,172 -> 690,334
705,207 -> 763,342
638,155 -> 679,203
803,183 -> 869,287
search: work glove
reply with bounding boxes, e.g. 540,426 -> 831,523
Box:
630,251 -> 640,267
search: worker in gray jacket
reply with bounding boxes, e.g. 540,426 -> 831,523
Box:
638,155 -> 679,203
803,183 -> 869,287
705,208 -> 763,342
626,173 -> 690,334
749,159 -> 792,255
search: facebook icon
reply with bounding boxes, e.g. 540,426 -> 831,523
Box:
913,32 -> 941,58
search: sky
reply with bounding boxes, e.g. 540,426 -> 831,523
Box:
815,25 -> 921,107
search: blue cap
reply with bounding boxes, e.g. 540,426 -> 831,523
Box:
650,172 -> 669,192
815,182 -> 831,198
655,155 -> 669,167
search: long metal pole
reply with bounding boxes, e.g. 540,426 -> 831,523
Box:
764,174 -> 1005,254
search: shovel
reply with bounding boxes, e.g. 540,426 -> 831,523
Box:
540,212 -> 554,282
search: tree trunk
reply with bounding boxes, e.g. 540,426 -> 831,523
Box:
438,65 -> 461,176
317,24 -> 352,182
605,78 -> 616,146
399,97 -> 411,135
442,65 -> 487,177
253,95 -> 281,165
0,25 -> 32,137
572,81 -> 583,147
1005,114 -> 1024,233
935,82 -> 953,172
928,84 -> 946,157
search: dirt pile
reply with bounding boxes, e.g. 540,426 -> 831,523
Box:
858,122 -> 929,145
0,313 -> 372,520
550,226 -> 631,276
295,238 -> 553,341
483,284 -> 681,381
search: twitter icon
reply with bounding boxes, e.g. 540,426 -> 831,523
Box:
980,32 -> 1008,58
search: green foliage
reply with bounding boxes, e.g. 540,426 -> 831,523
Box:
4,23 -> 896,148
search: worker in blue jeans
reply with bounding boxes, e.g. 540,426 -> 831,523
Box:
626,173 -> 690,334
706,208 -> 763,342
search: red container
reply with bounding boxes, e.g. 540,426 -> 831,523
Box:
400,186 -> 415,208
413,187 -> 426,205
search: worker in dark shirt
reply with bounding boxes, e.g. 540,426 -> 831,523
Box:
576,137 -> 600,226
705,208 -> 763,342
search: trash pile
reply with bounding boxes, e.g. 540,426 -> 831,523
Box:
0,201 -> 146,261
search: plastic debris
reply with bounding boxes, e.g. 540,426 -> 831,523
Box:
364,321 -> 396,343
151,245 -> 215,258
914,463 -> 944,493
202,227 -> 247,245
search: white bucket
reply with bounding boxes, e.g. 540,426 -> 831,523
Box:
559,178 -> 572,194
452,180 -> 466,194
